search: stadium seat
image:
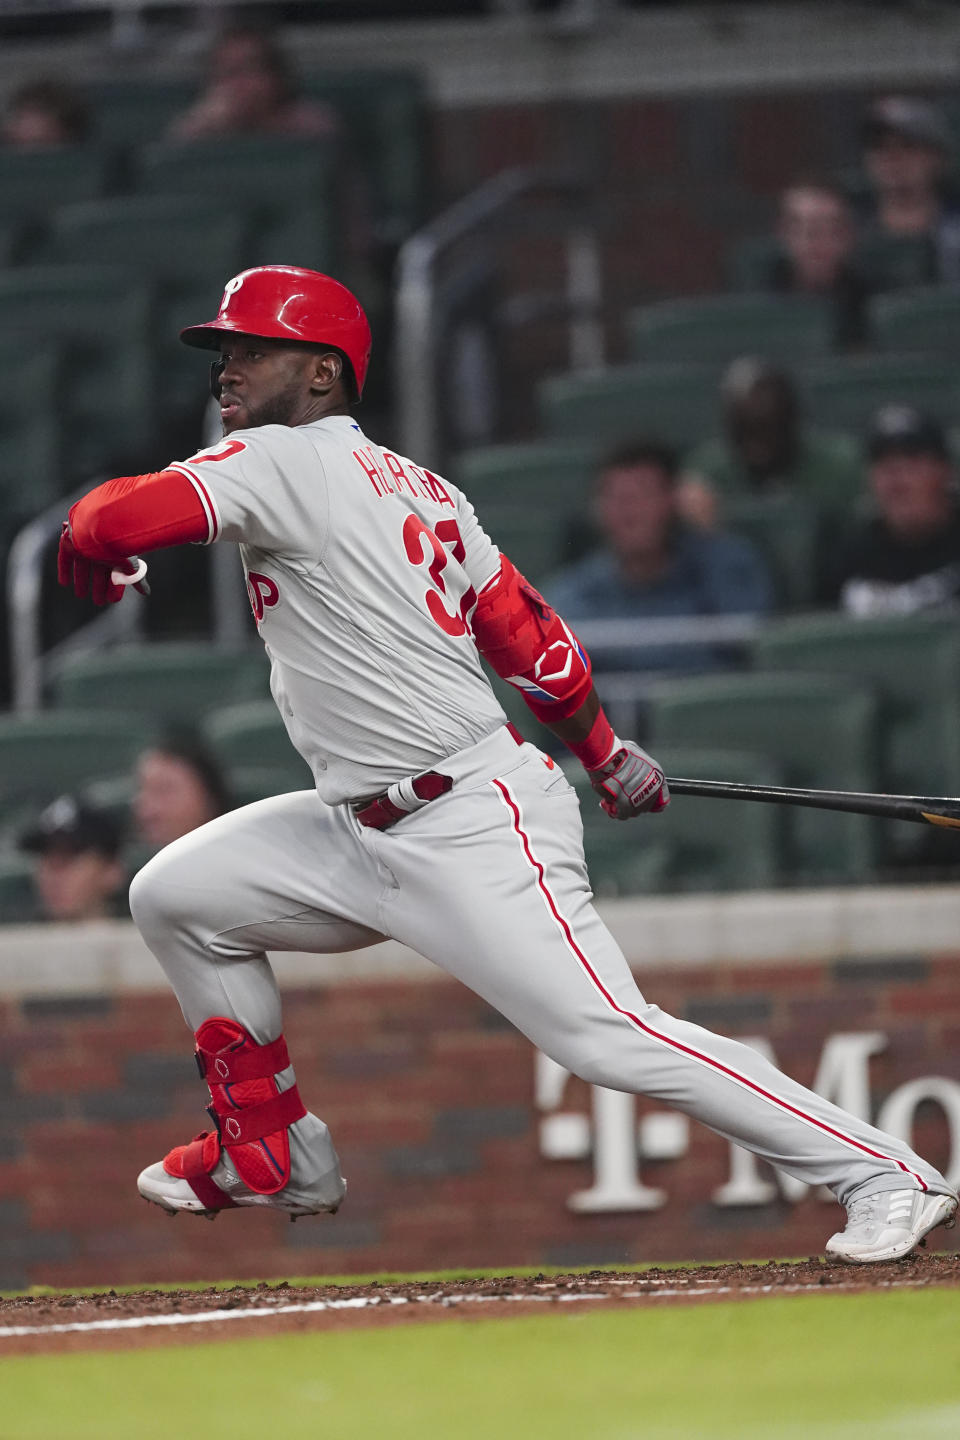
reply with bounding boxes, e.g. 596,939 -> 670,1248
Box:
0,146 -> 113,229
797,354 -> 960,435
0,346 -> 65,520
0,854 -> 39,925
0,711 -> 151,810
454,441 -> 596,513
133,136 -> 340,273
303,69 -> 427,246
626,293 -> 834,367
752,612 -> 960,798
537,363 -> 722,451
37,197 -> 251,414
646,672 -> 881,883
88,79 -> 195,148
230,765 -> 311,806
51,643 -> 271,721
471,501 -> 584,586
725,492 -> 824,611
0,266 -> 154,478
869,286 -> 960,360
203,701 -> 312,782
571,746 -> 785,896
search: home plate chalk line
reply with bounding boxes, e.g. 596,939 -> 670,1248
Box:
0,1276 -> 939,1340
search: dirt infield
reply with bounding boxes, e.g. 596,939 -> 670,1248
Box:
2,1253 -> 959,1354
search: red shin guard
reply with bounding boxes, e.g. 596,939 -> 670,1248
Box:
162,1018 -> 306,1209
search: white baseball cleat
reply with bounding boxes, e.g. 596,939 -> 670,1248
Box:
137,1146 -> 345,1222
825,1187 -> 957,1263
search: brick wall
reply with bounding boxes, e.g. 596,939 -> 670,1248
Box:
2,944 -> 958,1289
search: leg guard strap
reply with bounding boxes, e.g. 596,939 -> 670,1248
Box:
212,1085 -> 307,1147
165,1131 -> 238,1211
196,1032 -> 292,1084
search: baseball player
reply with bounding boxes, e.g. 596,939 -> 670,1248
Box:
59,266 -> 956,1263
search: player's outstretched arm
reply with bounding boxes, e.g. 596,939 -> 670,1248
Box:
471,555 -> 668,819
59,470 -> 209,605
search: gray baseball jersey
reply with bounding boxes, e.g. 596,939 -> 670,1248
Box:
170,416 -> 505,803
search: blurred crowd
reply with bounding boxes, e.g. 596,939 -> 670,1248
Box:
2,23 -> 960,899
543,92 -> 960,667
17,728 -> 231,923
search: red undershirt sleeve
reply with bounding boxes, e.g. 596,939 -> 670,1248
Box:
68,470 -> 210,562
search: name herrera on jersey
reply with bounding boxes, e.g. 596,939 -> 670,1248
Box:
352,444 -> 456,509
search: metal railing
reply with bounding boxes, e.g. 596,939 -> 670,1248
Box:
394,166 -> 603,469
7,486 -> 144,713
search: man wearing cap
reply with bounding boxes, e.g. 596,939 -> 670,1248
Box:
821,404 -> 960,615
857,95 -> 960,288
20,795 -> 125,922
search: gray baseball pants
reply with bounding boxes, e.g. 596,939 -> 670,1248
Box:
130,725 -> 951,1211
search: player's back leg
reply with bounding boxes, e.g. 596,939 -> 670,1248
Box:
130,789 -> 386,1218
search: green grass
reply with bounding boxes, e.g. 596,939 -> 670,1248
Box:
2,1289 -> 959,1439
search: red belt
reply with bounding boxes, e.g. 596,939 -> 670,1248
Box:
354,723 -> 524,831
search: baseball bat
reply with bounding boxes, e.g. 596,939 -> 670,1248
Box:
664,777 -> 960,830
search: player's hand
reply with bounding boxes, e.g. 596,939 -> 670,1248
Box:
57,522 -> 150,605
586,739 -> 670,821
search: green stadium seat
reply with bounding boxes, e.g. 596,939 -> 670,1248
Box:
0,266 -> 154,478
869,286 -> 960,360
471,500 -> 585,586
646,672 -> 881,883
856,229 -> 940,295
454,441 -> 596,513
0,146 -> 113,229
725,492 -> 824,611
727,234 -> 784,292
37,197 -> 251,413
230,765 -> 311,806
751,612 -> 960,798
0,223 -> 22,266
537,364 -> 721,451
203,701 -> 312,782
0,346 -> 65,520
303,69 -> 427,246
0,711 -> 151,810
51,643 -> 271,721
0,853 -> 40,925
570,746 -> 785,896
88,79 -> 195,148
627,293 -> 834,367
797,354 -> 960,435
81,772 -> 134,828
133,137 -> 340,273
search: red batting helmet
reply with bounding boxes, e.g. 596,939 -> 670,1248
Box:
180,265 -> 372,399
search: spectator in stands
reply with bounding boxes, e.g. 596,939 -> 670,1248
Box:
821,404 -> 960,616
544,441 -> 773,673
855,95 -> 960,289
1,77 -> 90,148
680,357 -> 863,528
19,795 -> 124,922
170,24 -> 339,141
737,179 -> 868,349
133,728 -> 231,851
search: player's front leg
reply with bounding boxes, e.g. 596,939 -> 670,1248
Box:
379,747 -> 956,1261
129,790 -> 386,1220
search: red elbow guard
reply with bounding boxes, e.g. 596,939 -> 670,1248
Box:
472,556 -> 593,721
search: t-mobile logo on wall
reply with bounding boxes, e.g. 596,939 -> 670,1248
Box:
536,1033 -> 960,1213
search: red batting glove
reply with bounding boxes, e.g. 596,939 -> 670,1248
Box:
57,522 -> 150,605
586,738 -> 670,821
